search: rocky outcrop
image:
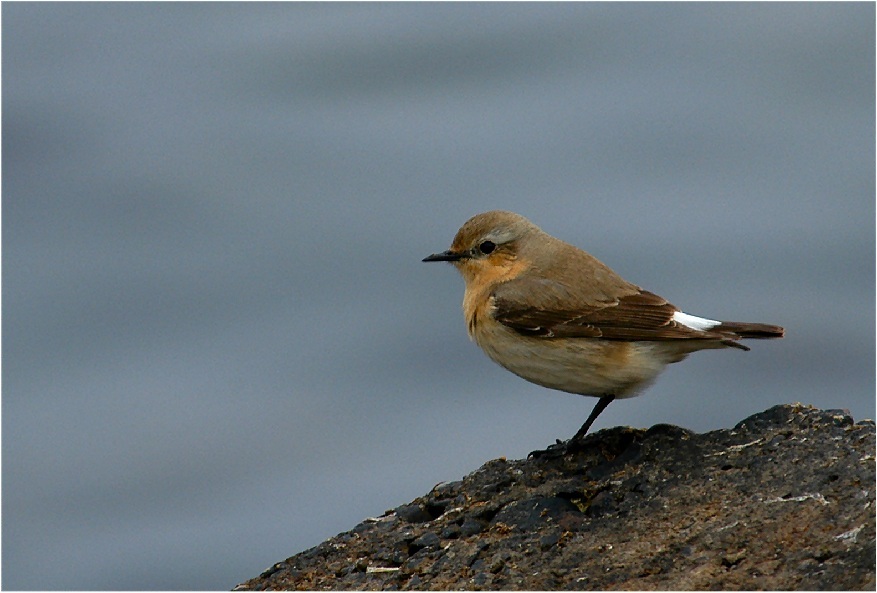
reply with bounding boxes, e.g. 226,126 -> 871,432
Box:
236,404 -> 875,590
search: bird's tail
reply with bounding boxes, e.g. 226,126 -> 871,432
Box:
718,321 -> 784,339
716,321 -> 784,351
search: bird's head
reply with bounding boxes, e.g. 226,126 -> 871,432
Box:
423,210 -> 541,285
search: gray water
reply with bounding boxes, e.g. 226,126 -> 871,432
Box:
4,3 -> 874,590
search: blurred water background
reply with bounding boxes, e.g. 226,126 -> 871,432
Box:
4,3 -> 874,590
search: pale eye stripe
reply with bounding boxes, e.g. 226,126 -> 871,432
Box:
673,311 -> 721,332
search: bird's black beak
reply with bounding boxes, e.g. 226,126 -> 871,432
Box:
422,250 -> 463,262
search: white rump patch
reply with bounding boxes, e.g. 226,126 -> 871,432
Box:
673,311 -> 721,332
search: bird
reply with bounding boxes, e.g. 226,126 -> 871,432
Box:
423,210 -> 784,448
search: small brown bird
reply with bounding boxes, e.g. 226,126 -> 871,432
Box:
423,210 -> 783,446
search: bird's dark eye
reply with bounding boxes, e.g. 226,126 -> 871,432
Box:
479,241 -> 496,254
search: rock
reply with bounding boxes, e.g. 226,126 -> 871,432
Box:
459,518 -> 486,537
234,404 -> 875,590
490,496 -> 580,531
410,531 -> 440,552
394,504 -> 433,524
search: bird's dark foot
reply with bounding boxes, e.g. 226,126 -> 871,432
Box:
527,438 -> 565,460
528,437 -> 589,460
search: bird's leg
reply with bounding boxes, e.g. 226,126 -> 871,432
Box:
529,394 -> 616,459
570,395 -> 615,442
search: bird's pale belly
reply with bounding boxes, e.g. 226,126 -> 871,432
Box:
472,322 -> 696,399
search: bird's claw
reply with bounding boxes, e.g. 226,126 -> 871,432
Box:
528,437 -> 587,460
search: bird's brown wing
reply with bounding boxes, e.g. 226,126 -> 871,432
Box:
491,277 -> 740,345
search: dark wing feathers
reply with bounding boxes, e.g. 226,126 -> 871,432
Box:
491,279 -> 740,344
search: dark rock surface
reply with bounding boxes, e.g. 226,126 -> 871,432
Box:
235,404 -> 875,590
